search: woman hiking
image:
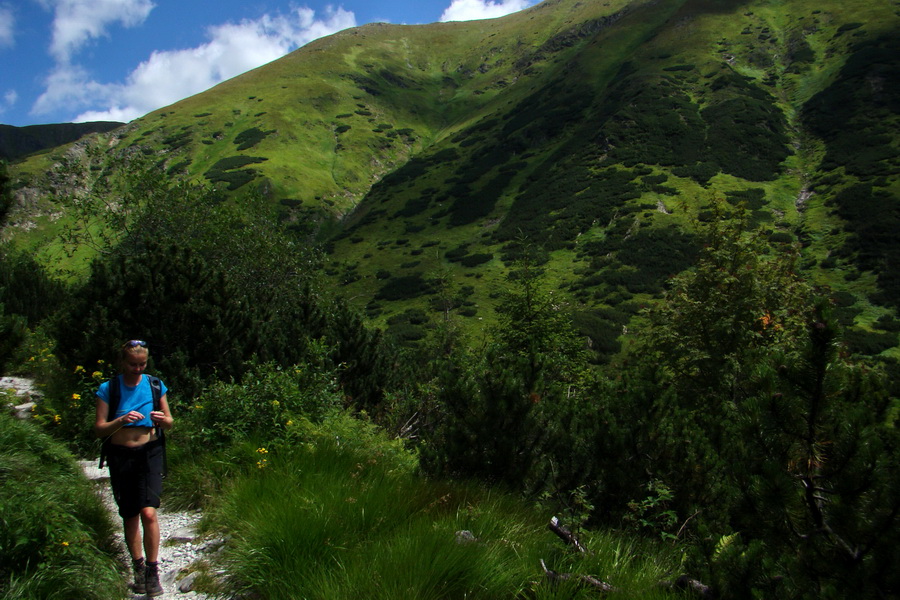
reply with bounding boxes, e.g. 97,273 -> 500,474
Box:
94,340 -> 173,596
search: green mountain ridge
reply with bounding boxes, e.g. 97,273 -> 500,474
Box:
0,121 -> 124,162
5,0 -> 899,358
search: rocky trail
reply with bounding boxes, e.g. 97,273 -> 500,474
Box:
79,460 -> 222,599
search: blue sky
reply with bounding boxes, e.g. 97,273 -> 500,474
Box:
0,0 -> 539,127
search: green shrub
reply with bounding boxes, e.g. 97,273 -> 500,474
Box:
843,328 -> 897,356
375,274 -> 435,301
204,156 -> 267,190
182,357 -> 342,452
459,253 -> 493,267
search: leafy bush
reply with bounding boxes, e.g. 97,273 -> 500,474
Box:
183,357 -> 341,452
0,245 -> 68,326
211,416 -> 679,600
204,155 -> 267,173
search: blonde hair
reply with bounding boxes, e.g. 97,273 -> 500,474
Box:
118,339 -> 150,363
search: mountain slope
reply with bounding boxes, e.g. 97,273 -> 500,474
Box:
6,0 -> 900,358
0,122 -> 123,162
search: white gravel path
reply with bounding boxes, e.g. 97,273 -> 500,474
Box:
79,460 -> 222,599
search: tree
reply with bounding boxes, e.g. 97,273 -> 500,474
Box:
54,240 -> 261,397
626,208 -> 900,597
423,255 -> 590,490
629,210 -> 813,523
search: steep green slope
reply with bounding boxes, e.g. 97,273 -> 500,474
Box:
5,0 -> 899,358
324,0 -> 900,354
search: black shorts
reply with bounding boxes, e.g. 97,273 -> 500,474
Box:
107,437 -> 164,519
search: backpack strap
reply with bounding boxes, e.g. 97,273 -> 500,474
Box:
147,375 -> 168,478
98,377 -> 121,469
147,376 -> 162,434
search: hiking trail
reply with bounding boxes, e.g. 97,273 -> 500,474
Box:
79,460 -> 224,599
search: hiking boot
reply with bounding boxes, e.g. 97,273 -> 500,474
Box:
145,561 -> 163,597
131,558 -> 146,594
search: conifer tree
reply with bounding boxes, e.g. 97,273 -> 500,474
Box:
55,240 -> 260,396
720,299 -> 900,597
424,257 -> 589,489
626,208 -> 899,597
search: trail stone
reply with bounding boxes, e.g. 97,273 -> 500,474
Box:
178,572 -> 200,593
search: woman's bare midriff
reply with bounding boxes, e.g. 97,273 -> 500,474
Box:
110,426 -> 157,447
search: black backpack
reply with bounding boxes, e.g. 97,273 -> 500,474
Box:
98,375 -> 167,476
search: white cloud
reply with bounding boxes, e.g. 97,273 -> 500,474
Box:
0,5 -> 14,48
33,7 -> 356,123
0,89 -> 17,117
440,0 -> 533,22
47,0 -> 155,62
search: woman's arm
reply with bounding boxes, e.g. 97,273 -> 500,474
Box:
149,394 -> 174,431
93,397 -> 147,438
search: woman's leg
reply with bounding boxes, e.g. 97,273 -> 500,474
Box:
123,514 -> 143,559
124,514 -> 147,593
140,506 -> 160,561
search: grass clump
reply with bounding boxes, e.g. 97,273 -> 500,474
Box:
0,409 -> 124,600
208,425 -> 680,600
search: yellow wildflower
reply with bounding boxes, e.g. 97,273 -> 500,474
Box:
256,447 -> 268,454
60,541 -> 69,547
286,419 -> 294,426
74,365 -> 85,373
72,393 -> 81,400
91,371 -> 103,379
256,459 -> 268,469
53,414 -> 61,424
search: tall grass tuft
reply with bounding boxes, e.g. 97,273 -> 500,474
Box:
208,414 -> 681,599
0,409 -> 125,600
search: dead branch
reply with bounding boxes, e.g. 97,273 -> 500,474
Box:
540,559 -> 616,593
548,516 -> 588,553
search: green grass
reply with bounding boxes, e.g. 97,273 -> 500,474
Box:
205,427 -> 682,600
0,408 -> 125,600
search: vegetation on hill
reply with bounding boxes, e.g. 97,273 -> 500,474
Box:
0,122 -> 124,162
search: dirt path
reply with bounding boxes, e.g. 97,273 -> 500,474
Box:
79,460 -> 219,599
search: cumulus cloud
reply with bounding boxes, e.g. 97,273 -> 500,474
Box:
0,5 -> 14,48
33,6 -> 356,123
440,0 -> 533,22
1,89 -> 17,117
47,0 -> 155,62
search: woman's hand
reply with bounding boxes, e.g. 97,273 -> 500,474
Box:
120,410 -> 145,425
150,410 -> 173,430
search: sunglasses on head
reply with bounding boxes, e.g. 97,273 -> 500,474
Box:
123,340 -> 148,348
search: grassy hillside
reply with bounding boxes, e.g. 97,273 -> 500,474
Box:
4,0 -> 899,358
